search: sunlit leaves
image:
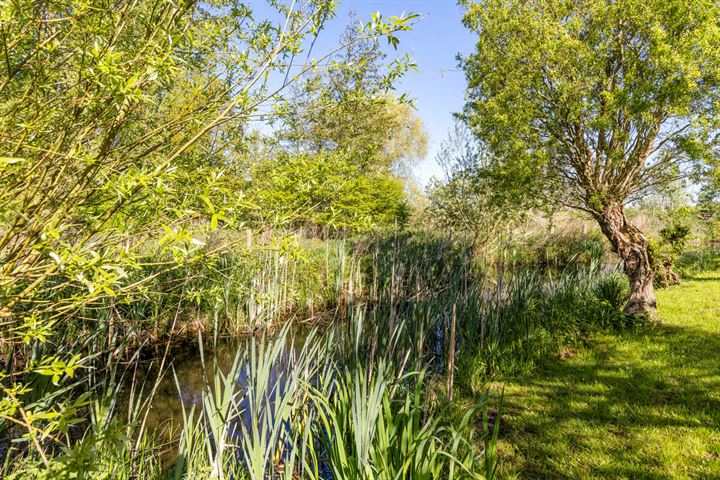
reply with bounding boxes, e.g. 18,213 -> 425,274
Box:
461,0 -> 720,208
246,152 -> 409,231
15,314 -> 55,344
0,1 -> 420,474
34,354 -> 85,386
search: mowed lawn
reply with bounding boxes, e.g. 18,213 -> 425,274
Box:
496,272 -> 720,479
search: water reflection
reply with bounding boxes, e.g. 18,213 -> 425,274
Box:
131,326 -> 316,436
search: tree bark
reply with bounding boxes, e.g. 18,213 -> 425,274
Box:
594,202 -> 658,318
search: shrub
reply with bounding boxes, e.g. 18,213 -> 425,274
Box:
594,271 -> 630,310
675,247 -> 720,278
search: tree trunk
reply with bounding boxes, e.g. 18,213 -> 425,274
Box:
594,202 -> 658,318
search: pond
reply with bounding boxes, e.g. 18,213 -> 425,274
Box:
122,325 -> 319,439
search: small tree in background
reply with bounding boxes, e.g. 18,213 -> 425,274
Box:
254,21 -> 427,231
461,0 -> 720,316
276,22 -> 428,174
427,121 -> 526,249
650,206 -> 693,287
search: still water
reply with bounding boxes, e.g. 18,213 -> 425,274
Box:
124,327 -> 317,436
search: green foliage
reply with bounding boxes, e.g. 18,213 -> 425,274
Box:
457,264 -> 634,391
593,271 -> 631,311
0,0 -> 418,329
658,205 -> 694,250
499,231 -> 608,270
316,365 -> 484,480
648,206 -> 693,287
258,20 -> 427,234
0,0 -> 420,472
461,0 -> 720,210
659,224 -> 691,253
698,182 -> 720,240
460,0 -> 720,315
426,121 -> 525,245
246,152 -> 410,231
277,23 -> 427,174
1,224 -> 647,479
675,247 -> 720,278
5,320 -> 496,479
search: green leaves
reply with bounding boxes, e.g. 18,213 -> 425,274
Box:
461,0 -> 720,208
246,152 -> 409,231
16,315 -> 55,344
34,354 -> 85,386
0,156 -> 25,166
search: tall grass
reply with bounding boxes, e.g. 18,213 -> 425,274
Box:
5,316 -> 497,479
2,229 -> 636,479
675,246 -> 720,278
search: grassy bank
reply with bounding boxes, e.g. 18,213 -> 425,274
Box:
495,271 -> 720,479
2,230 -> 635,479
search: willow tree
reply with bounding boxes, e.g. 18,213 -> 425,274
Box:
0,0 -> 416,469
461,0 -> 720,316
0,0 -> 415,324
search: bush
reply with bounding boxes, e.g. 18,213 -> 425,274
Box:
675,247 -> 720,278
594,271 -> 630,310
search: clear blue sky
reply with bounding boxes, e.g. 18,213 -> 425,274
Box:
285,1 -> 476,187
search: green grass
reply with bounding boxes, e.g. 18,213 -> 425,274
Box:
495,271 -> 720,479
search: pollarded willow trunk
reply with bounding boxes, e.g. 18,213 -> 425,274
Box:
594,202 -> 658,318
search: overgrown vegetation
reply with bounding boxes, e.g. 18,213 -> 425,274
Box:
2,0 -> 719,478
1,227 -> 640,478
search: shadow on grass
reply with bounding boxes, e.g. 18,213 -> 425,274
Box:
501,323 -> 720,479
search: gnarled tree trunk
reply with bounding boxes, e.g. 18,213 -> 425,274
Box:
594,202 -> 658,318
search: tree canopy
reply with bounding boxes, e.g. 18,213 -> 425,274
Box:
276,23 -> 427,173
246,151 -> 409,231
461,0 -> 720,315
0,0 -> 417,321
462,0 -> 720,207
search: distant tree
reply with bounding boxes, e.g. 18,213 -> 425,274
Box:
278,22 -> 427,174
649,205 -> 693,287
426,121 -> 525,247
256,21 -> 426,231
246,152 -> 408,231
697,167 -> 720,238
461,0 -> 720,316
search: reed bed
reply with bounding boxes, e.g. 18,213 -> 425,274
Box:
2,229 -> 635,479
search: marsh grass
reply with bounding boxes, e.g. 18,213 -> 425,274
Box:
2,230 -> 635,479
8,318 -> 497,479
675,246 -> 720,279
